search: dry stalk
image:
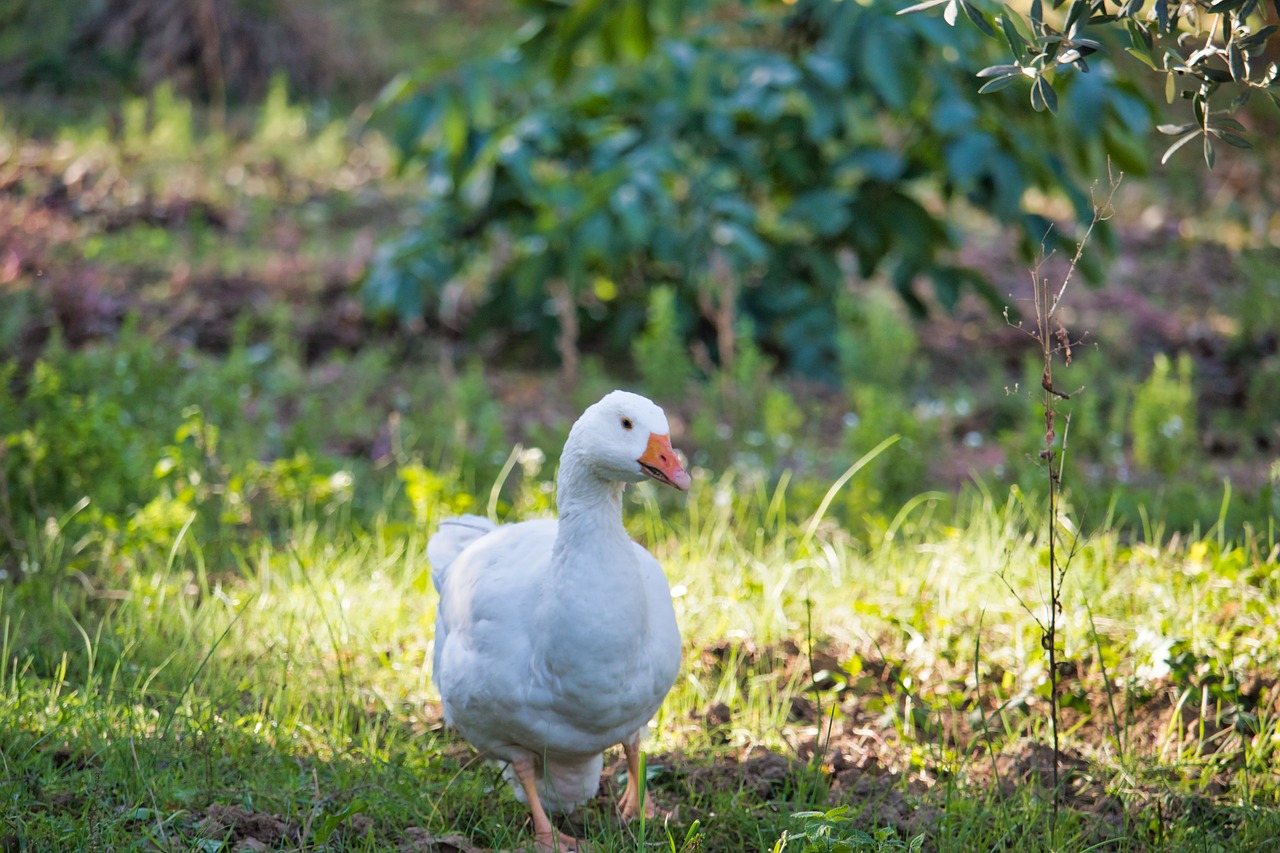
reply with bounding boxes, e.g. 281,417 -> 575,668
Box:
1003,164 -> 1122,825
698,249 -> 739,370
550,280 -> 579,385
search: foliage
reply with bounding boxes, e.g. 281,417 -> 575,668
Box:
633,284 -> 697,393
774,807 -> 924,853
0,323 -> 359,567
366,0 -> 1151,375
836,288 -> 921,391
902,0 -> 1280,167
1130,351 -> 1197,476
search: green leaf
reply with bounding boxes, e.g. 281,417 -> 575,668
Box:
1239,25 -> 1278,49
1125,46 -> 1159,70
1216,131 -> 1252,148
1031,76 -> 1058,113
1065,0 -> 1089,33
977,64 -> 1022,78
1125,17 -> 1153,51
786,190 -> 852,238
1007,9 -> 1039,45
961,1 -> 997,37
864,27 -> 912,108
441,94 -> 469,159
1160,128 -> 1201,163
611,184 -> 651,245
1001,14 -> 1029,57
945,132 -> 996,187
713,221 -> 768,265
803,53 -> 848,89
1228,43 -> 1247,82
459,149 -> 497,213
979,73 -> 1024,93
614,0 -> 652,62
372,71 -> 416,113
312,800 -> 368,844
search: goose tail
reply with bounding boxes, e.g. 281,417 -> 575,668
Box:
426,515 -> 497,591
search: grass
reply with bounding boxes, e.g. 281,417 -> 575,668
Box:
1,445 -> 1278,849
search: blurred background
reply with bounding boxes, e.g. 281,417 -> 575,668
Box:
1,0 -> 1278,561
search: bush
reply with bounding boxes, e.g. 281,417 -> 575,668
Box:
366,0 -> 1150,377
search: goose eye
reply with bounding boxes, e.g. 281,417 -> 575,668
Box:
621,418 -> 634,431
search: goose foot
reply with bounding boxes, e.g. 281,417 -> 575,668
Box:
532,827 -> 588,853
618,735 -> 656,822
510,756 -> 589,853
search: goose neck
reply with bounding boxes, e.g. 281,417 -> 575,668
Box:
553,446 -> 630,556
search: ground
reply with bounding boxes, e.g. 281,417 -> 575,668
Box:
1,75 -> 1279,850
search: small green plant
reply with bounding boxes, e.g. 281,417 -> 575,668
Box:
774,807 -> 924,853
1244,358 -> 1280,447
1235,249 -> 1280,347
1130,352 -> 1197,477
633,284 -> 696,393
839,385 -> 937,518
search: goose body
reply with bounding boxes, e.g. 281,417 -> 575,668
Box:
428,391 -> 689,851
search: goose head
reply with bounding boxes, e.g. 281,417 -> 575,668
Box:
568,390 -> 691,491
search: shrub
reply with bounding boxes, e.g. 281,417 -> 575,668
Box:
1130,352 -> 1197,477
633,284 -> 696,393
366,0 -> 1150,376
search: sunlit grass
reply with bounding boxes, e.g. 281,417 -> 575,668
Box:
2,454 -> 1277,848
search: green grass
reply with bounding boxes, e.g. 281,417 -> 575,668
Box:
1,446 -> 1277,849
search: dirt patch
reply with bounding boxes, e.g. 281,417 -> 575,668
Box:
0,148 -> 378,373
196,804 -> 301,848
398,828 -> 508,852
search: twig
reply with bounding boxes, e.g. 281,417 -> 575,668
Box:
550,280 -> 579,385
1013,163 -> 1122,831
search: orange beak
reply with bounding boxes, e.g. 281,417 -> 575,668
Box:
637,433 -> 691,491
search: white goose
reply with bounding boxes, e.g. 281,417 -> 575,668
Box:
427,390 -> 689,852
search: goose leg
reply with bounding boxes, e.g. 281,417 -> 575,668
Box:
510,756 -> 586,853
618,733 -> 655,821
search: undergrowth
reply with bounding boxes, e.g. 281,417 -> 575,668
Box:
1,414 -> 1277,848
